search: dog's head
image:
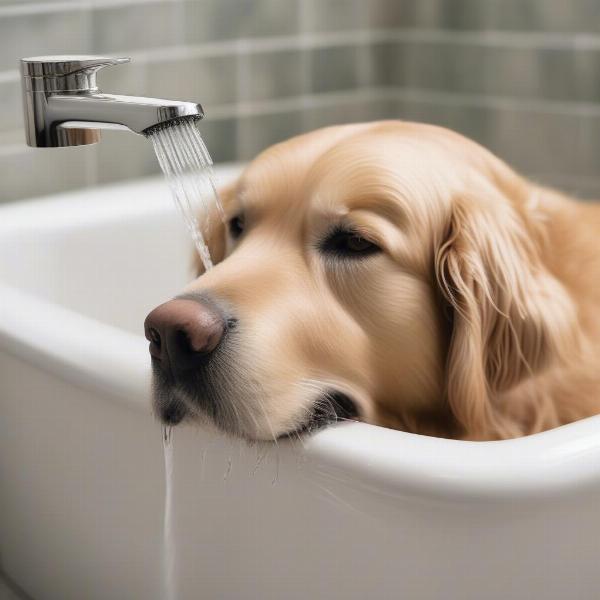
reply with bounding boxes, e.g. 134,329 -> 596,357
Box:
145,121 -> 577,440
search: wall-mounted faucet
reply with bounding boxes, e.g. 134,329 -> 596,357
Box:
21,55 -> 204,148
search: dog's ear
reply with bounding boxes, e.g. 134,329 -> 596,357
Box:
193,184 -> 231,276
435,179 -> 577,439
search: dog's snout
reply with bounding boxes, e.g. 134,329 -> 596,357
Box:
144,298 -> 225,372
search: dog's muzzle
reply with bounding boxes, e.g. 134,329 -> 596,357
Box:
144,295 -> 227,424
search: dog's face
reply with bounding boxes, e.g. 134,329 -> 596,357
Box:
146,121 -> 577,440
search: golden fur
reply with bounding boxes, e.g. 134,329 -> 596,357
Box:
185,120 -> 600,440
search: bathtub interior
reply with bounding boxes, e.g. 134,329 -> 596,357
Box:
0,166 -> 240,335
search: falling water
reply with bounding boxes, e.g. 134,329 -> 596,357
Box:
147,118 -> 223,600
146,118 -> 224,272
162,426 -> 176,600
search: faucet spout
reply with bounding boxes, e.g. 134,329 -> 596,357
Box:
47,93 -> 203,137
21,55 -> 204,148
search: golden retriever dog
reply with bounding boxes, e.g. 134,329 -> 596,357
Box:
144,120 -> 600,441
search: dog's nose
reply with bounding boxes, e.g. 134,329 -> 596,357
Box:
144,298 -> 225,372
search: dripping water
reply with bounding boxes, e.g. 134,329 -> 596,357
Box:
162,425 -> 176,600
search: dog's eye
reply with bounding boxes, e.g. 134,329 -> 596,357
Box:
228,215 -> 244,239
320,229 -> 380,258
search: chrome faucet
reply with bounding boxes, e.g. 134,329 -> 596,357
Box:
20,55 -> 204,148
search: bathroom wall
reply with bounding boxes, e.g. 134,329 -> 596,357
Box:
0,0 -> 599,202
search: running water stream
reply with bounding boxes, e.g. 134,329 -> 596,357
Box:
147,117 -> 224,272
146,118 -> 224,600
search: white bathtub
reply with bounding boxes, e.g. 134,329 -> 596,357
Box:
1,165 -> 600,600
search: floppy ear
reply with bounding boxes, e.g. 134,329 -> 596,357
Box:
192,184 -> 230,276
435,180 -> 577,439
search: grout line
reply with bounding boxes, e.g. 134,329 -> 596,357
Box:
391,87 -> 600,118
530,172 -> 600,186
0,0 -> 175,18
0,2 -> 86,17
391,28 -> 600,51
126,30 -> 397,63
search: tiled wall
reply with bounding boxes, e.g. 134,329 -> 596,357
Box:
1,0 -> 600,202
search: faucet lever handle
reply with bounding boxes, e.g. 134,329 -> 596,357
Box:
21,55 -> 130,79
74,56 -> 131,77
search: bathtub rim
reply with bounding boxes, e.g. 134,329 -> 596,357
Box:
2,171 -> 600,504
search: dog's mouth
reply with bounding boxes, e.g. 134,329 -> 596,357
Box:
153,359 -> 361,440
282,391 -> 360,438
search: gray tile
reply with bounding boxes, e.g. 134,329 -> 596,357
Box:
529,173 -> 600,201
239,50 -> 304,102
488,108 -> 583,176
395,0 -> 600,33
0,78 -> 22,133
391,95 -> 589,179
0,7 -> 91,72
367,41 -> 405,87
387,0 -> 511,30
399,97 -> 600,183
394,96 -> 493,150
380,39 -> 600,105
433,0 -> 509,30
182,0 -> 242,43
90,1 -> 183,54
307,0 -> 362,32
239,0 -> 300,37
146,55 -> 237,109
499,0 -> 600,33
482,46 -> 543,99
95,129 -> 159,184
530,0 -> 600,33
236,109 -> 304,160
305,97 -> 397,130
183,0 -> 300,44
0,143 -> 94,203
96,60 -> 147,97
364,0 -> 408,29
398,41 -> 488,96
310,46 -> 360,93
569,113 -> 600,178
197,117 -> 237,163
